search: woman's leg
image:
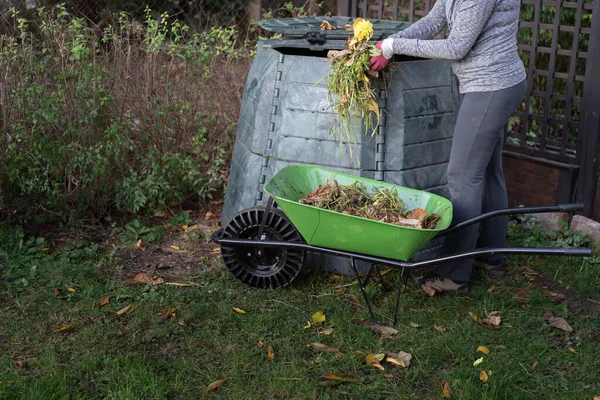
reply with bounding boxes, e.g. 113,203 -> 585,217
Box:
433,80 -> 526,284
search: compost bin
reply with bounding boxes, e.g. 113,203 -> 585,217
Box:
222,17 -> 460,272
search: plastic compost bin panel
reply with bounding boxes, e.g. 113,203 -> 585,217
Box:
264,165 -> 453,261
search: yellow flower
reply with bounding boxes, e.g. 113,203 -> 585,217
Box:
353,18 -> 373,42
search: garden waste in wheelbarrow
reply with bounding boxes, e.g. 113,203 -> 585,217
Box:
212,165 -> 592,325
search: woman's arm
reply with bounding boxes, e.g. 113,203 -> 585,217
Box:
382,0 -> 496,60
388,0 -> 447,40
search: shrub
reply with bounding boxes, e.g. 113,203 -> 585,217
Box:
0,5 -> 253,220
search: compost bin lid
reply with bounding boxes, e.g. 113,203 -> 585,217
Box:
259,17 -> 409,40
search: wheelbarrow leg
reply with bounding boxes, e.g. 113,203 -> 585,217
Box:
393,267 -> 408,326
350,256 -> 377,322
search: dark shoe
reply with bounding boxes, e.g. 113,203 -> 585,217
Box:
419,274 -> 469,296
473,259 -> 506,278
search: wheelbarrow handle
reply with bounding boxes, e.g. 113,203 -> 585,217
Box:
557,203 -> 584,212
562,247 -> 594,257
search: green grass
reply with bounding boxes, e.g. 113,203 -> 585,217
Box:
1,222 -> 599,399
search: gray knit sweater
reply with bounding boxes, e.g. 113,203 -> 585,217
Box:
381,0 -> 526,93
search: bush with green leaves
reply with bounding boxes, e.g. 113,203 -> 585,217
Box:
0,5 -> 253,220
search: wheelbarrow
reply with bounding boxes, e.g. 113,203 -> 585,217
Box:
211,165 -> 592,325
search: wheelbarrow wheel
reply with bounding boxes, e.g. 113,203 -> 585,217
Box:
221,206 -> 305,289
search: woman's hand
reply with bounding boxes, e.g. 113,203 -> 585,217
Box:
369,41 -> 390,72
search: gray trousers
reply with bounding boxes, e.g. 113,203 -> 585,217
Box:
436,79 -> 527,282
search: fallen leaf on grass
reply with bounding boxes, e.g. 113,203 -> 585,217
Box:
162,306 -> 176,320
205,211 -> 216,220
385,351 -> 411,368
115,304 -> 137,318
477,346 -> 490,355
206,378 -> 226,392
170,245 -> 181,251
469,312 -> 483,324
531,360 -> 538,372
569,347 -> 577,354
479,370 -> 489,383
473,357 -> 484,366
593,396 -> 600,400
544,309 -> 554,320
548,316 -> 573,332
178,319 -> 186,327
550,292 -> 567,304
135,239 -> 145,251
371,324 -> 399,337
409,322 -> 420,328
365,353 -> 386,370
433,324 -> 446,333
232,307 -> 246,314
268,344 -> 275,360
353,318 -> 368,325
487,285 -> 496,293
308,343 -> 340,352
130,272 -> 164,286
257,340 -> 264,348
441,381 -> 452,398
54,288 -> 60,297
67,287 -> 76,293
321,328 -> 334,335
312,311 -> 326,324
39,247 -> 50,253
86,316 -> 103,325
51,323 -> 75,334
15,360 -> 28,370
422,284 -> 438,297
483,311 -> 501,327
210,247 -> 222,255
97,296 -> 110,307
320,374 -> 360,387
582,314 -> 590,319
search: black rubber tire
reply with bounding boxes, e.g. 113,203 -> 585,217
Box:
221,206 -> 305,289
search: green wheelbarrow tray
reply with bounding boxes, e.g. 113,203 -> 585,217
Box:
263,165 -> 453,261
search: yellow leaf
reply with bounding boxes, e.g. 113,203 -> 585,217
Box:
312,311 -> 326,324
210,247 -> 221,255
233,307 -> 246,314
205,211 -> 216,220
321,374 -> 360,384
473,357 -> 484,367
170,245 -> 181,250
206,378 -> 226,392
267,344 -> 275,360
385,351 -> 412,368
379,268 -> 392,276
181,225 -> 188,230
307,343 -> 340,352
477,346 -> 491,355
568,347 -> 577,354
386,357 -> 405,368
441,381 -> 451,398
135,239 -> 145,251
51,323 -> 75,334
115,304 -> 137,318
479,370 -> 489,383
365,353 -> 386,370
257,340 -> 264,348
469,312 -> 483,324
162,306 -> 176,320
304,321 -> 311,329
39,247 -> 50,253
67,288 -> 76,293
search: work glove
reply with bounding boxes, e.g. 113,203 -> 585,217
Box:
369,41 -> 389,72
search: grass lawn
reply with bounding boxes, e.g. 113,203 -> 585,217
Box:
1,213 -> 599,399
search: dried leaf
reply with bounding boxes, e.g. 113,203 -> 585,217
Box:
487,285 -> 496,293
232,307 -> 246,314
385,351 -> 412,368
15,360 -> 27,370
321,328 -> 334,335
441,381 -> 452,398
568,347 -> 577,354
409,322 -> 421,328
477,346 -> 491,355
543,309 -> 554,320
593,396 -> 600,400
320,20 -> 335,30
257,340 -> 264,348
365,353 -> 386,370
371,324 -> 398,336
550,292 -> 567,303
531,360 -> 539,372
51,323 -> 75,334
54,288 -> 60,297
548,316 -> 573,332
205,211 -> 216,220
130,272 -> 164,286
312,311 -> 326,324
582,314 -> 590,319
39,247 -> 50,253
162,306 -> 176,320
210,247 -> 221,255
307,343 -> 340,352
469,312 -> 483,324
473,357 -> 484,366
483,311 -> 501,327
67,288 -> 76,293
321,374 -> 360,384
178,319 -> 186,327
115,304 -> 137,318
170,245 -> 181,251
206,378 -> 226,392
97,295 -> 110,307
267,344 -> 275,360
379,268 -> 392,276
434,324 -> 446,333
422,284 -> 438,297
479,370 -> 489,383
353,318 -> 367,325
135,239 -> 145,251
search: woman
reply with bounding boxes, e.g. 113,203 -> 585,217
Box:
369,0 -> 527,295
